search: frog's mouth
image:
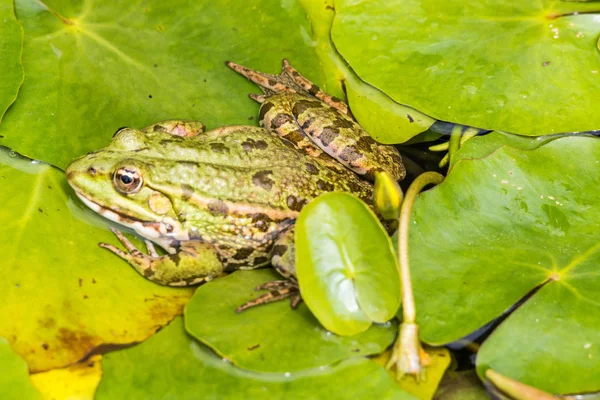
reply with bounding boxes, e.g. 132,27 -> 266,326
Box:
73,190 -> 186,242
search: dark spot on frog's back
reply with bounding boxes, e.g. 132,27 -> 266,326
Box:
252,170 -> 274,191
242,138 -> 268,152
258,102 -> 275,121
210,143 -> 230,154
305,162 -> 319,175
316,179 -> 335,192
286,195 -> 307,212
181,184 -> 194,201
292,99 -> 323,116
207,200 -> 229,215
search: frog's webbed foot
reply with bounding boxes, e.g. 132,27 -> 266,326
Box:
100,228 -> 223,286
226,59 -> 350,116
236,279 -> 301,313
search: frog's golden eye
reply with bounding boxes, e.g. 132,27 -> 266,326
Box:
113,167 -> 143,194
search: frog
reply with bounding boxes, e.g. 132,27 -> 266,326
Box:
66,60 -> 405,311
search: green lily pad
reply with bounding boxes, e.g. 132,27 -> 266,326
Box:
409,137 -> 600,393
0,0 -> 23,122
184,269 -> 397,372
0,146 -> 192,372
297,0 -> 434,144
331,0 -> 600,135
295,193 -> 400,336
0,338 -> 41,400
1,0 -> 325,168
97,317 -> 415,399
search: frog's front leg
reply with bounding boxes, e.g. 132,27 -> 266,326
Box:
236,228 -> 301,312
100,228 -> 224,286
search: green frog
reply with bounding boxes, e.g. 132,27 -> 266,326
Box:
66,60 -> 405,310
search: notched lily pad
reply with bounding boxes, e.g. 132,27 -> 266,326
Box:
97,317 -> 415,399
408,137 -> 600,393
0,146 -> 192,372
332,0 -> 600,135
184,269 -> 397,373
295,193 -> 400,336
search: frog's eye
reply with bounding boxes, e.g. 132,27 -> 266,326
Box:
113,167 -> 143,194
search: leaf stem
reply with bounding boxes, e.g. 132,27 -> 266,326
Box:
398,171 -> 444,323
387,171 -> 443,379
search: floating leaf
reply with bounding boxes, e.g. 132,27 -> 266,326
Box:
0,146 -> 192,372
295,193 -> 400,336
0,338 -> 40,400
2,0 -> 325,168
97,317 -> 415,399
332,0 -> 600,135
30,355 -> 101,400
0,0 -> 23,122
185,269 -> 397,372
408,137 -> 600,393
297,0 -> 434,144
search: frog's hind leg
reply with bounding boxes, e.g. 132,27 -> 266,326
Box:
236,228 -> 302,312
226,59 -> 350,116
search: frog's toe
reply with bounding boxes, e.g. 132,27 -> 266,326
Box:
235,279 -> 301,313
226,61 -> 295,96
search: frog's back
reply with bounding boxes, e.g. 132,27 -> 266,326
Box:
143,125 -> 372,210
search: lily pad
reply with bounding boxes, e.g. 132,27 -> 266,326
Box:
0,338 -> 41,400
297,0 -> 434,144
295,192 -> 400,336
97,317 -> 415,399
30,355 -> 101,400
0,146 -> 192,372
184,269 -> 397,372
331,0 -> 600,135
2,0 -> 325,168
0,0 -> 23,122
408,136 -> 600,393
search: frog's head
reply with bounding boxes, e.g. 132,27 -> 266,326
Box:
66,128 -> 186,241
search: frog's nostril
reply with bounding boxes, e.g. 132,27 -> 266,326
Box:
88,167 -> 97,175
